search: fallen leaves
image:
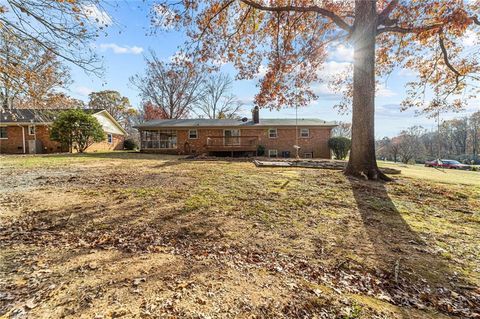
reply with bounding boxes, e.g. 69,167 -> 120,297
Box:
1,156 -> 479,318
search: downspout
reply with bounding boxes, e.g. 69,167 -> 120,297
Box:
18,124 -> 25,154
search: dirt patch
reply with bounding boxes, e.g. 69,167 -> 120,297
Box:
0,154 -> 478,318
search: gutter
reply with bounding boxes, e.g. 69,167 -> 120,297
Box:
133,125 -> 338,130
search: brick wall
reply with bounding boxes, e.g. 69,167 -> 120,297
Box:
85,133 -> 124,152
0,125 -> 124,154
27,125 -> 65,153
140,127 -> 332,158
0,126 -> 25,154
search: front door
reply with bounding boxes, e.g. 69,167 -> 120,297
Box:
224,129 -> 240,146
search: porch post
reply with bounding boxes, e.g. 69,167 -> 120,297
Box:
22,125 -> 26,154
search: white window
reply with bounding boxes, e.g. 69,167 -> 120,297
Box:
141,130 -> 177,149
300,128 -> 310,138
28,125 -> 35,135
224,129 -> 240,145
268,149 -> 278,158
189,129 -> 198,139
304,152 -> 313,159
107,134 -> 113,144
268,128 -> 277,138
0,127 -> 7,139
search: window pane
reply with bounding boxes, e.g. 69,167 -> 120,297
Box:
140,130 -> 178,149
189,130 -> 197,138
0,127 -> 7,138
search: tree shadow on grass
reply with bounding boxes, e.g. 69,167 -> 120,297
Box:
347,177 -> 479,318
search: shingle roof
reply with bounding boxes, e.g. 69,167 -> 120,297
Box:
0,108 -> 104,123
135,118 -> 336,129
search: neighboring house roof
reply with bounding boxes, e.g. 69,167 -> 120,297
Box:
135,118 -> 337,129
0,108 -> 127,135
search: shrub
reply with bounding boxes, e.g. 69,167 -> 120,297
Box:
124,138 -> 138,150
328,137 -> 351,160
257,145 -> 265,156
50,109 -> 105,153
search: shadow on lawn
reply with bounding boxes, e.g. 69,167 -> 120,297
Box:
9,151 -> 185,162
348,177 -> 478,317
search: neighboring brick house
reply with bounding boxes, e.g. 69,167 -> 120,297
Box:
0,109 -> 126,154
135,107 -> 336,158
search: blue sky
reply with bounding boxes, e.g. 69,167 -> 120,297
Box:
66,1 -> 480,138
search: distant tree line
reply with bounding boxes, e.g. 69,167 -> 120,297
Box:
376,111 -> 480,164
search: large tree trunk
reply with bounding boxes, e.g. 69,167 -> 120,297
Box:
345,0 -> 390,181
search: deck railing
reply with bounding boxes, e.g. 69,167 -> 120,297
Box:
205,136 -> 259,150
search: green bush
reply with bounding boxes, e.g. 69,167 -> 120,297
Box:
50,109 -> 105,153
124,138 -> 138,150
328,137 -> 351,160
257,145 -> 265,156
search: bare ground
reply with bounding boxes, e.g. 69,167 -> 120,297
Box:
0,152 -> 479,319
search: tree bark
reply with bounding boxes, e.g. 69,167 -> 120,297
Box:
345,0 -> 390,181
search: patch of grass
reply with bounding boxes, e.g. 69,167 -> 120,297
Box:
1,154 -> 479,318
0,151 -> 181,168
379,161 -> 480,186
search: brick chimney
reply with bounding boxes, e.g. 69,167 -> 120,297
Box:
252,106 -> 260,124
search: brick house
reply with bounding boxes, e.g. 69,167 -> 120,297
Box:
0,109 -> 126,154
136,107 -> 336,158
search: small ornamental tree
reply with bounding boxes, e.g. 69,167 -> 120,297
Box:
50,109 -> 105,153
328,137 -> 352,160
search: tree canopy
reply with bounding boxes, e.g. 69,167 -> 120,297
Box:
194,73 -> 243,119
0,0 -> 109,72
0,27 -> 72,109
155,0 -> 480,180
88,90 -> 137,127
130,52 -> 204,119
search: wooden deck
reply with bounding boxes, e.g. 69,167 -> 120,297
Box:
205,136 -> 258,152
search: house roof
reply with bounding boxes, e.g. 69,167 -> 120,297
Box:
0,108 -> 104,124
135,118 -> 337,129
0,108 -> 127,135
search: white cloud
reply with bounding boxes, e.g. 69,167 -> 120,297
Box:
81,4 -> 112,26
254,65 -> 268,78
74,86 -> 93,97
320,60 -> 352,77
462,29 -> 478,47
376,83 -> 397,97
398,68 -> 416,77
329,44 -> 354,62
98,43 -> 144,55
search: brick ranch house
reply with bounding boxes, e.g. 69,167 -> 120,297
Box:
0,109 -> 126,154
136,107 -> 336,158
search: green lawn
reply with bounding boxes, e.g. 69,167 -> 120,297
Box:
378,161 -> 480,186
0,152 -> 478,319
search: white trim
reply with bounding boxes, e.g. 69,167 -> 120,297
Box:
28,125 -> 36,135
303,152 -> 313,158
0,127 -> 7,139
268,149 -> 278,158
300,128 -> 310,138
92,110 -> 127,135
21,126 -> 26,153
268,128 -> 277,138
223,129 -> 240,146
188,129 -> 198,139
107,133 -> 113,144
